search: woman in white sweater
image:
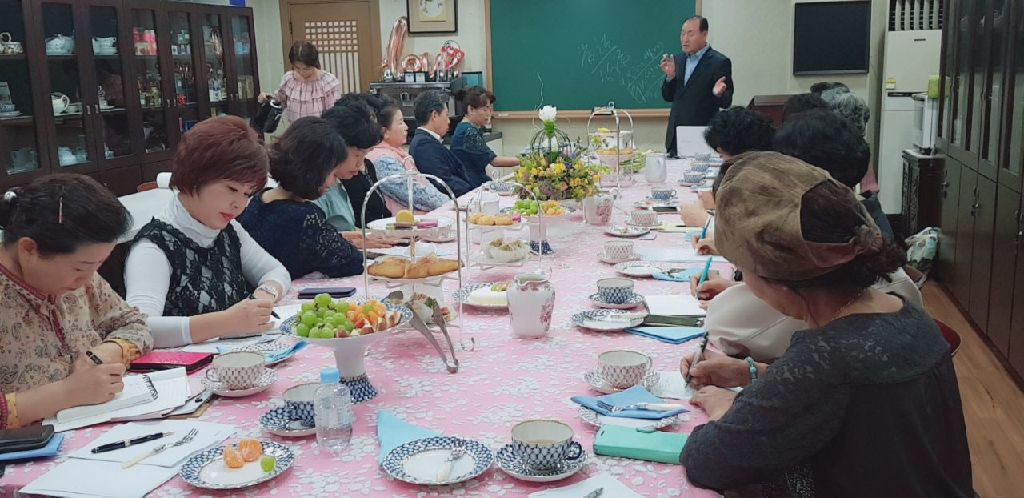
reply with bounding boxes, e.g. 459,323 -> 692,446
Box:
125,116 -> 291,348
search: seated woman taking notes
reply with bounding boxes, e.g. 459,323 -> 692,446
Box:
678,152 -> 972,497
125,116 -> 291,349
0,174 -> 154,428
239,116 -> 364,279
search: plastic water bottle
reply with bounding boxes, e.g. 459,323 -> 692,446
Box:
314,367 -> 354,453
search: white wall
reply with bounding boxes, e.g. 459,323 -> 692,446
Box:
248,0 -> 285,93
701,0 -> 889,146
377,0 -> 487,74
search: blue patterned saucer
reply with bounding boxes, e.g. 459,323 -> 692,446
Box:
260,406 -> 315,437
382,436 -> 493,485
179,440 -> 294,490
495,443 -> 587,482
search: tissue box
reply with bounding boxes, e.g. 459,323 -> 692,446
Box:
593,425 -> 687,464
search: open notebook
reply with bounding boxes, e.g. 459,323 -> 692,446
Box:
45,367 -> 190,432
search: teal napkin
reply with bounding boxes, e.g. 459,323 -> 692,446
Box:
264,341 -> 308,364
571,386 -> 688,420
625,327 -> 705,345
0,433 -> 64,462
376,410 -> 441,464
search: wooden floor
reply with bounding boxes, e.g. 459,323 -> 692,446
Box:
922,282 -> 1024,498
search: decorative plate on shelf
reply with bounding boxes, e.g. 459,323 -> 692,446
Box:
382,436 -> 493,486
179,440 -> 294,490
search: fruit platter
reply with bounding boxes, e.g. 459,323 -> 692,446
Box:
281,294 -> 412,402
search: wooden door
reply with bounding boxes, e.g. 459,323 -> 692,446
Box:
938,158 -> 962,283
987,184 -> 1020,355
969,174 -> 997,330
953,167 -> 977,309
283,0 -> 381,94
1002,0 -> 1024,192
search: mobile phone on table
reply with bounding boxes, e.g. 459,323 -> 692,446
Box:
298,287 -> 357,299
652,206 -> 678,213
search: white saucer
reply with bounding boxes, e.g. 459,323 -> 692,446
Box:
495,443 -> 588,482
202,368 -> 277,397
598,252 -> 637,265
613,261 -> 667,277
584,369 -> 661,394
604,225 -> 650,238
0,111 -> 22,118
589,292 -> 644,309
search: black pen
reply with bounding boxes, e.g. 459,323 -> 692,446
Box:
684,333 -> 709,386
85,350 -> 104,365
90,432 -> 174,453
250,294 -> 281,319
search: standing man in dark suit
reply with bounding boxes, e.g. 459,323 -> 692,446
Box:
661,16 -> 734,157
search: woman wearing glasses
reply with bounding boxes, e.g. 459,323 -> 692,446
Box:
258,41 -> 341,123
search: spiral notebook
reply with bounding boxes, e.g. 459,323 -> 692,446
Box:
56,375 -> 157,424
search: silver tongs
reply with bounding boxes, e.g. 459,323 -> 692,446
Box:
388,291 -> 459,373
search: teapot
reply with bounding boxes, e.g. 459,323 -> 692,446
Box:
45,34 -> 74,54
51,93 -> 69,115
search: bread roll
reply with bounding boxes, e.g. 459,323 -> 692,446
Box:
368,256 -> 407,278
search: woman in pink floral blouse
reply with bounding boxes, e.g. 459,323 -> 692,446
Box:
259,41 -> 342,124
0,175 -> 153,429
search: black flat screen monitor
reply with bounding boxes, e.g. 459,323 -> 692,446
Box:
793,1 -> 871,75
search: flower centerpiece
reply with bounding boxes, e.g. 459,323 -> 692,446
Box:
516,145 -> 606,202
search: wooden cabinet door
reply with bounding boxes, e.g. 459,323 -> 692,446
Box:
953,167 -> 978,309
223,9 -> 259,120
969,174 -> 998,330
1009,215 -> 1024,376
1002,0 -> 1024,192
83,0 -> 138,171
127,2 -> 174,164
987,184 -> 1019,355
938,158 -> 962,283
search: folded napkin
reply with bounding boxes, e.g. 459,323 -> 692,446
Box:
594,425 -> 687,464
263,340 -> 308,364
651,267 -> 703,282
377,410 -> 441,464
625,327 -> 705,345
571,386 -> 688,420
528,471 -> 643,498
0,433 -> 64,462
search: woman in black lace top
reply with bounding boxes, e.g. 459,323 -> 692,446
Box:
678,152 -> 973,497
239,117 -> 363,279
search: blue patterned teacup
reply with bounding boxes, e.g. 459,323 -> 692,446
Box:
283,383 -> 319,427
597,278 -> 635,304
682,171 -> 705,184
511,420 -> 584,471
651,188 -> 677,201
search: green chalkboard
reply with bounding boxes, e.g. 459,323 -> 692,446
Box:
489,0 -> 696,112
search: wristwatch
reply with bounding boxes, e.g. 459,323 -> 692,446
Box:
255,283 -> 279,301
745,356 -> 758,382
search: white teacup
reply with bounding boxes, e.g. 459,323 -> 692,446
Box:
629,210 -> 658,227
599,350 -> 651,388
604,240 -> 634,261
596,277 -> 635,304
511,420 -> 584,471
205,351 -> 264,390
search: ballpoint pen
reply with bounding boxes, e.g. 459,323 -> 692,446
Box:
90,432 -> 174,454
85,350 -> 104,365
697,256 -> 713,286
699,215 -> 711,241
250,293 -> 280,319
683,333 -> 709,386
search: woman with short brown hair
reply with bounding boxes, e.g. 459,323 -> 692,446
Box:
258,41 -> 342,124
125,116 -> 291,348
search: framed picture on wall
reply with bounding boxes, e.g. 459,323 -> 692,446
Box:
407,0 -> 457,34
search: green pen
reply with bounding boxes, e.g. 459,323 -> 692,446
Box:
697,256 -> 713,286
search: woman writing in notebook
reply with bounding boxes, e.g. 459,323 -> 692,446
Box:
0,175 -> 154,428
125,116 -> 291,349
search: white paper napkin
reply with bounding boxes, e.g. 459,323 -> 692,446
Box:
21,459 -> 177,498
528,472 -> 643,498
68,420 -> 235,467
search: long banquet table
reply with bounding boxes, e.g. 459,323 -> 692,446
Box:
5,160 -> 723,498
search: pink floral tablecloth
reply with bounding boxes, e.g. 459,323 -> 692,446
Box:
6,162 -> 725,497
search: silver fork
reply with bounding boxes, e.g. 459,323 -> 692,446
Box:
122,428 -> 199,469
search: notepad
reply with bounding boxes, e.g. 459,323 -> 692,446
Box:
644,295 -> 706,317
56,375 -> 157,424
45,368 -> 190,432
